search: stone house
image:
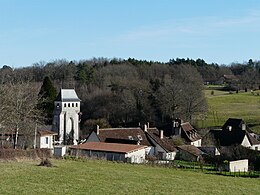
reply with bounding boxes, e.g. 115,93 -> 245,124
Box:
70,142 -> 147,163
145,127 -> 177,160
177,145 -> 203,162
203,118 -> 260,151
172,119 -> 202,147
85,125 -> 177,161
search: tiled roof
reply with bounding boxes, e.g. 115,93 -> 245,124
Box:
70,142 -> 147,153
146,128 -> 177,152
181,122 -> 201,142
178,145 -> 203,157
97,127 -> 150,146
38,130 -> 57,136
246,132 -> 260,145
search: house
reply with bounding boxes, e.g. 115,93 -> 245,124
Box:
202,118 -> 260,151
176,145 -> 203,162
86,126 -> 154,156
52,89 -> 81,145
70,142 -> 147,163
172,119 -> 202,147
145,127 -> 177,160
85,125 -> 177,161
37,130 -> 57,150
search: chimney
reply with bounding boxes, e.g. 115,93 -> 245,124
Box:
147,122 -> 150,129
144,124 -> 147,132
96,125 -> 100,135
242,124 -> 246,131
160,130 -> 164,139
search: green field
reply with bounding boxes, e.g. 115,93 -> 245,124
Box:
202,87 -> 260,134
0,159 -> 260,195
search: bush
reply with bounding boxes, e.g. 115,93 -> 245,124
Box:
38,158 -> 53,167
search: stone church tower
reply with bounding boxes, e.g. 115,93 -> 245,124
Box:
52,89 -> 81,145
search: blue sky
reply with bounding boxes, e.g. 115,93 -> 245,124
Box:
1,0 -> 260,67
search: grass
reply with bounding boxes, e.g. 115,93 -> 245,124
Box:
0,159 -> 260,195
201,88 -> 260,134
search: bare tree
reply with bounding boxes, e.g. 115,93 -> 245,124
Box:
0,82 -> 44,148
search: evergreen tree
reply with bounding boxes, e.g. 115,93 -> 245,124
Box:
38,76 -> 57,123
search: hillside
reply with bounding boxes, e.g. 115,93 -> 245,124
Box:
204,87 -> 260,134
0,159 -> 259,195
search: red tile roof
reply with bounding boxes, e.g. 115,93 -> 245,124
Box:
178,145 -> 203,157
97,127 -> 150,146
70,142 -> 147,153
181,122 -> 201,142
146,128 -> 177,152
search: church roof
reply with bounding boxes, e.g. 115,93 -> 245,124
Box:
55,89 -> 80,102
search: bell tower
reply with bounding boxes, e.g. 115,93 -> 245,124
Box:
52,89 -> 80,145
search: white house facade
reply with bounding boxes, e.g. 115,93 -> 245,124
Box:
70,142 -> 147,163
37,130 -> 57,150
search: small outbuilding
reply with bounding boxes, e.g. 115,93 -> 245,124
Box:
70,142 -> 147,163
228,159 -> 248,172
37,130 -> 57,150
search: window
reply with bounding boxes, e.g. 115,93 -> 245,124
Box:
68,103 -> 70,107
56,103 -> 60,109
72,103 -> 74,107
45,137 -> 49,144
76,103 -> 78,107
64,103 -> 66,107
255,147 -> 258,151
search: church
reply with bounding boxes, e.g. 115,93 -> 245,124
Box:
52,89 -> 81,145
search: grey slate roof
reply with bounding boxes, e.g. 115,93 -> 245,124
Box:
55,89 -> 80,102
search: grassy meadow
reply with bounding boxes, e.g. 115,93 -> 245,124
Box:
0,159 -> 260,195
202,86 -> 260,134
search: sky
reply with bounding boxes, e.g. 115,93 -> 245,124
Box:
1,0 -> 260,68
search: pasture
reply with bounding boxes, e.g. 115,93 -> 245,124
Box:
202,87 -> 260,134
0,159 -> 259,195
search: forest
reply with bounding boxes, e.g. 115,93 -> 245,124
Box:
0,57 -> 260,143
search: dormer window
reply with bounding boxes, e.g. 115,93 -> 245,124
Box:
227,126 -> 232,131
128,136 -> 133,140
137,135 -> 143,140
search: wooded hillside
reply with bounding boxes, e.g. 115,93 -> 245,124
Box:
1,57 -> 259,136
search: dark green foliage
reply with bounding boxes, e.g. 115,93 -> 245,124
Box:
75,62 -> 95,85
38,76 -> 57,123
